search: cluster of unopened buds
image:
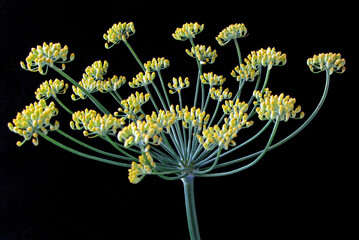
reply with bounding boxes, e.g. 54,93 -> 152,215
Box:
9,20 -> 345,240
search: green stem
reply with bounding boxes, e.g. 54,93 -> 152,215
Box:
261,67 -> 271,93
182,175 -> 201,240
52,95 -> 73,115
157,70 -> 171,109
37,131 -> 130,168
152,81 -> 168,111
52,66 -> 110,114
233,38 -> 242,65
199,120 -> 272,168
200,118 -> 279,177
193,66 -> 202,108
56,129 -> 133,161
123,40 -> 145,71
104,134 -> 138,161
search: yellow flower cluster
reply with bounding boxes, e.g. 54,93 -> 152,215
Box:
103,22 -> 135,48
216,23 -> 248,46
172,22 -> 204,41
8,99 -> 59,146
35,79 -> 68,100
20,42 -> 75,75
186,45 -> 218,65
253,88 -> 305,121
146,110 -> 177,133
117,92 -> 150,120
231,63 -> 259,82
128,152 -> 156,184
84,60 -> 109,80
222,99 -> 253,128
117,120 -> 162,150
70,109 -> 126,137
71,60 -> 108,99
307,53 -> 346,75
246,47 -> 286,69
180,106 -> 210,130
72,60 -> 125,99
222,98 -> 248,115
197,124 -> 238,151
200,72 -> 226,86
98,75 -> 126,93
198,99 -> 253,150
144,57 -> 170,72
168,77 -> 190,94
209,87 -> 232,101
129,71 -> 156,88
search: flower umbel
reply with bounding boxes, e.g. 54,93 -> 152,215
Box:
35,79 -> 68,100
231,63 -> 259,82
128,152 -> 156,184
103,22 -> 135,48
129,71 -> 156,88
186,45 -> 218,65
70,109 -> 126,137
307,53 -> 346,75
246,47 -> 286,69
11,20 -> 345,240
253,88 -> 305,121
200,72 -> 226,86
144,57 -> 170,72
117,120 -> 162,150
172,22 -> 204,41
116,92 -> 150,120
216,23 -> 248,46
168,77 -> 190,94
8,99 -> 59,146
20,42 -> 75,75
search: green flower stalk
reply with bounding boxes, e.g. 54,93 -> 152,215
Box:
8,21 -> 345,240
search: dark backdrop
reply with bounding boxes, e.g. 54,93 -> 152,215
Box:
0,1 -> 355,239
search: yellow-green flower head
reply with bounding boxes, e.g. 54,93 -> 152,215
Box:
246,47 -> 286,70
222,99 -> 253,128
128,152 -> 156,184
117,92 -> 150,120
186,45 -> 218,65
200,72 -> 226,86
129,71 -> 156,88
197,123 -> 239,151
216,23 -> 248,46
71,60 -> 110,100
172,22 -> 204,41
71,77 -> 98,100
209,86 -> 232,101
103,22 -> 135,48
307,53 -> 346,75
145,110 -> 177,133
253,88 -> 305,121
20,42 -> 75,75
222,99 -> 249,115
8,99 -> 59,146
70,109 -> 126,137
168,76 -> 190,94
144,57 -> 170,72
97,75 -> 126,93
180,106 -> 210,131
35,79 -> 68,100
84,60 -> 109,81
117,120 -> 162,150
231,63 -> 259,82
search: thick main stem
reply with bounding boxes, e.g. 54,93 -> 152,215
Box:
182,175 -> 201,240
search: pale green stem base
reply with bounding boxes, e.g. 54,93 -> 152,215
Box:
182,175 -> 201,240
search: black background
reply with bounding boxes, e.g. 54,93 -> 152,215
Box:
0,1 -> 356,239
